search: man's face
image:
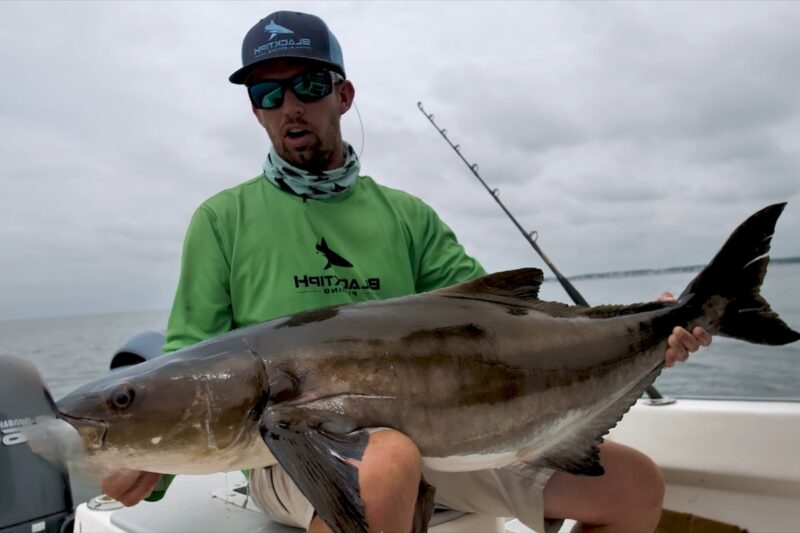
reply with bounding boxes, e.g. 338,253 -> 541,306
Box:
249,59 -> 354,172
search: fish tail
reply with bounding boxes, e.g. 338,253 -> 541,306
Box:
678,203 -> 799,345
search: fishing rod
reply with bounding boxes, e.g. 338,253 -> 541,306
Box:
417,101 -> 668,403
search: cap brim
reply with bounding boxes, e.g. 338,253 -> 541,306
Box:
229,65 -> 252,85
229,56 -> 345,85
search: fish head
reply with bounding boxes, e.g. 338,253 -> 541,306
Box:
56,347 -> 268,473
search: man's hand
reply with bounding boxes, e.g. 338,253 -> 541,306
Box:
658,292 -> 712,368
101,470 -> 161,506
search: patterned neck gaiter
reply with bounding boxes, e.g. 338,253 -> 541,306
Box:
262,143 -> 360,200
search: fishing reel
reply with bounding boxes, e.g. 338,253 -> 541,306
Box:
0,355 -> 73,533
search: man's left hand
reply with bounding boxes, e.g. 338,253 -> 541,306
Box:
658,292 -> 713,368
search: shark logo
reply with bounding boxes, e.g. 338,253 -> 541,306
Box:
264,20 -> 294,41
294,239 -> 378,294
316,238 -> 353,269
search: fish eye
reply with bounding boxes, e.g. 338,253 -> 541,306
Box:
108,385 -> 135,411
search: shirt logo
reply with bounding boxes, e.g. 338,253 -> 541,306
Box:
316,238 -> 353,269
292,237 -> 380,296
264,20 -> 294,41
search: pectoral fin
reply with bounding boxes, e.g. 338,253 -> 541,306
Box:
259,407 -> 370,533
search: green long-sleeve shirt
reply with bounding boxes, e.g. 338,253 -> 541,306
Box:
148,174 -> 484,501
163,174 -> 485,353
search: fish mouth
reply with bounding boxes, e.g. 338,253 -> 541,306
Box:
57,411 -> 108,450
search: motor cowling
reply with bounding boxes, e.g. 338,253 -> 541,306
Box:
0,355 -> 73,533
109,330 -> 165,370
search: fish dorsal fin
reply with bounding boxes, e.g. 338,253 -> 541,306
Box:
442,268 -> 544,301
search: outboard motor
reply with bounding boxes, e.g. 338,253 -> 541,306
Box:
109,330 -> 165,370
0,356 -> 73,533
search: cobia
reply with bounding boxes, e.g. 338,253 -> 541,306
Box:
54,203 -> 799,533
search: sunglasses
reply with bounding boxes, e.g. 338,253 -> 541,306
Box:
247,70 -> 344,110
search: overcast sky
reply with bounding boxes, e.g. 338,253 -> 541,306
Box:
1,1 -> 798,320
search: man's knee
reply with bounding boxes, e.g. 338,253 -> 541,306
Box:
357,430 -> 422,531
629,448 -> 665,509
544,442 -> 665,528
360,429 -> 422,482
603,442 -> 664,507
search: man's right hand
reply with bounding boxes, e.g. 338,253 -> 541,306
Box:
101,470 -> 161,506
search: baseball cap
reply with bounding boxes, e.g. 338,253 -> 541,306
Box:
229,11 -> 346,85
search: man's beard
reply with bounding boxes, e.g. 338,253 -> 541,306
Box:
277,116 -> 341,173
280,133 -> 336,173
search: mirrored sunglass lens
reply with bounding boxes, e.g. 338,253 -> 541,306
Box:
292,72 -> 332,101
250,83 -> 283,109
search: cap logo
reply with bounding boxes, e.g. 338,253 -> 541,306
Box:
264,20 -> 294,41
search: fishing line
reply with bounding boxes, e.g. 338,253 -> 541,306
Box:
417,101 -> 667,402
353,101 -> 365,159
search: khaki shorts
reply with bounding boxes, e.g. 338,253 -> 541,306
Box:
249,462 -> 557,532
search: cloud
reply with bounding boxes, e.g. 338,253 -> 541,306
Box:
0,1 -> 798,319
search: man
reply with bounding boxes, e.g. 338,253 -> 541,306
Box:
102,11 -> 711,532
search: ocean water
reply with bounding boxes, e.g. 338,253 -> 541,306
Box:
538,262 -> 800,399
0,311 -> 170,399
1,263 -> 798,401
